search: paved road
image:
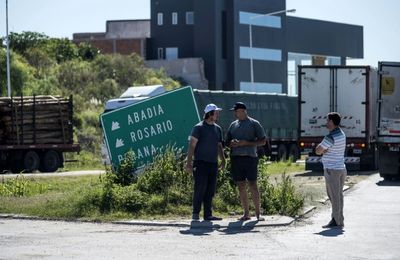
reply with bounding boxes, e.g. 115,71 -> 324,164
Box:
0,173 -> 399,260
0,170 -> 105,179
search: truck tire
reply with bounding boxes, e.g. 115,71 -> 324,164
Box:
23,151 -> 40,173
40,150 -> 60,173
278,144 -> 287,161
288,144 -> 300,162
382,174 -> 393,181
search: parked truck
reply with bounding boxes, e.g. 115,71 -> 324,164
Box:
102,86 -> 299,162
193,89 -> 299,160
0,95 -> 80,173
376,62 -> 400,180
298,65 -> 378,171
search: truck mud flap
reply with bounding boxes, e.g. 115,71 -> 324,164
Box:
378,148 -> 400,176
305,157 -> 323,171
344,157 -> 361,171
306,156 -> 361,171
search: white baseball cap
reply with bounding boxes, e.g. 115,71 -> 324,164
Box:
204,103 -> 223,113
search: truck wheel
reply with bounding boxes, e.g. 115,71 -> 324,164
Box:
278,144 -> 288,161
382,174 -> 393,181
288,144 -> 300,162
40,150 -> 60,173
23,151 -> 40,173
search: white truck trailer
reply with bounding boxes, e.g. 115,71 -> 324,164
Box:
376,62 -> 400,180
298,65 -> 378,171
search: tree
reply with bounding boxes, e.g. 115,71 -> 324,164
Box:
46,38 -> 79,63
77,42 -> 100,61
0,49 -> 36,96
5,31 -> 49,55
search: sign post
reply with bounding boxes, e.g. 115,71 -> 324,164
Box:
101,86 -> 200,170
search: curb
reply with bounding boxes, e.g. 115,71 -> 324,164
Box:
0,213 -> 294,229
0,214 -> 104,224
298,206 -> 316,218
315,185 -> 351,204
113,215 -> 295,229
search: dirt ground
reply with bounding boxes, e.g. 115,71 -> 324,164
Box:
289,169 -> 377,210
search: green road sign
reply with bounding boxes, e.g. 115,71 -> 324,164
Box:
101,86 -> 200,169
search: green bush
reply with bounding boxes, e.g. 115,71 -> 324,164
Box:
0,49 -> 36,96
258,160 -> 304,216
114,184 -> 147,212
113,150 -> 138,186
95,148 -> 304,217
0,175 -> 47,197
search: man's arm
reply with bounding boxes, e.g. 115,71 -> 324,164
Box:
316,136 -> 333,155
315,144 -> 327,155
234,120 -> 266,147
218,142 -> 226,170
235,137 -> 266,147
185,136 -> 198,173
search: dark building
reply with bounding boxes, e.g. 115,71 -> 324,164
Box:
148,0 -> 363,94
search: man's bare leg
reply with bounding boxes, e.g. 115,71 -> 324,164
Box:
238,181 -> 250,220
249,181 -> 264,221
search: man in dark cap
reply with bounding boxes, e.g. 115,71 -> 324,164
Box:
186,103 -> 226,221
226,102 -> 267,221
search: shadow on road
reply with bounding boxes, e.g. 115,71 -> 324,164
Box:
179,221 -> 217,236
218,220 -> 260,235
179,220 -> 260,236
314,228 -> 345,237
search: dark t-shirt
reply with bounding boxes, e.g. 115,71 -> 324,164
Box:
190,121 -> 223,163
226,116 -> 266,157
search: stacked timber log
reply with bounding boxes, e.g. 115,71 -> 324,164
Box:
0,95 -> 73,145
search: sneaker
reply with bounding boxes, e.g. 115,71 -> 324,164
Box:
256,215 -> 265,221
192,214 -> 200,221
322,218 -> 338,228
238,215 -> 251,221
204,216 -> 223,221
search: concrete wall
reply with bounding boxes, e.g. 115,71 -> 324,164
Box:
106,20 -> 150,39
73,38 -> 146,56
73,33 -> 106,40
73,20 -> 150,57
145,58 -> 208,89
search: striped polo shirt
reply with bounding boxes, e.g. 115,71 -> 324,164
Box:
320,127 -> 346,170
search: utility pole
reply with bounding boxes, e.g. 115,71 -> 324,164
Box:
6,0 -> 12,97
248,9 -> 296,86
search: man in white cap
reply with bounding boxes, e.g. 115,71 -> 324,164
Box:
186,103 -> 226,221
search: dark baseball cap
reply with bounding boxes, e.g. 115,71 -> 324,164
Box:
229,102 -> 247,111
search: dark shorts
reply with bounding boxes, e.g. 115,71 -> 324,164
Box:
230,156 -> 259,182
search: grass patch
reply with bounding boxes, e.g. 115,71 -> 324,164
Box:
0,152 -> 306,221
61,150 -> 104,171
264,159 -> 305,175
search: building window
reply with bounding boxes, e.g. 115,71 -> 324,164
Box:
166,47 -> 178,60
157,13 -> 163,25
172,12 -> 178,25
186,12 -> 194,25
158,48 -> 164,59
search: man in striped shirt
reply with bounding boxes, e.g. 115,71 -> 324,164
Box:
316,112 -> 347,229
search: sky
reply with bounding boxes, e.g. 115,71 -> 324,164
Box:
1,0 -> 399,67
